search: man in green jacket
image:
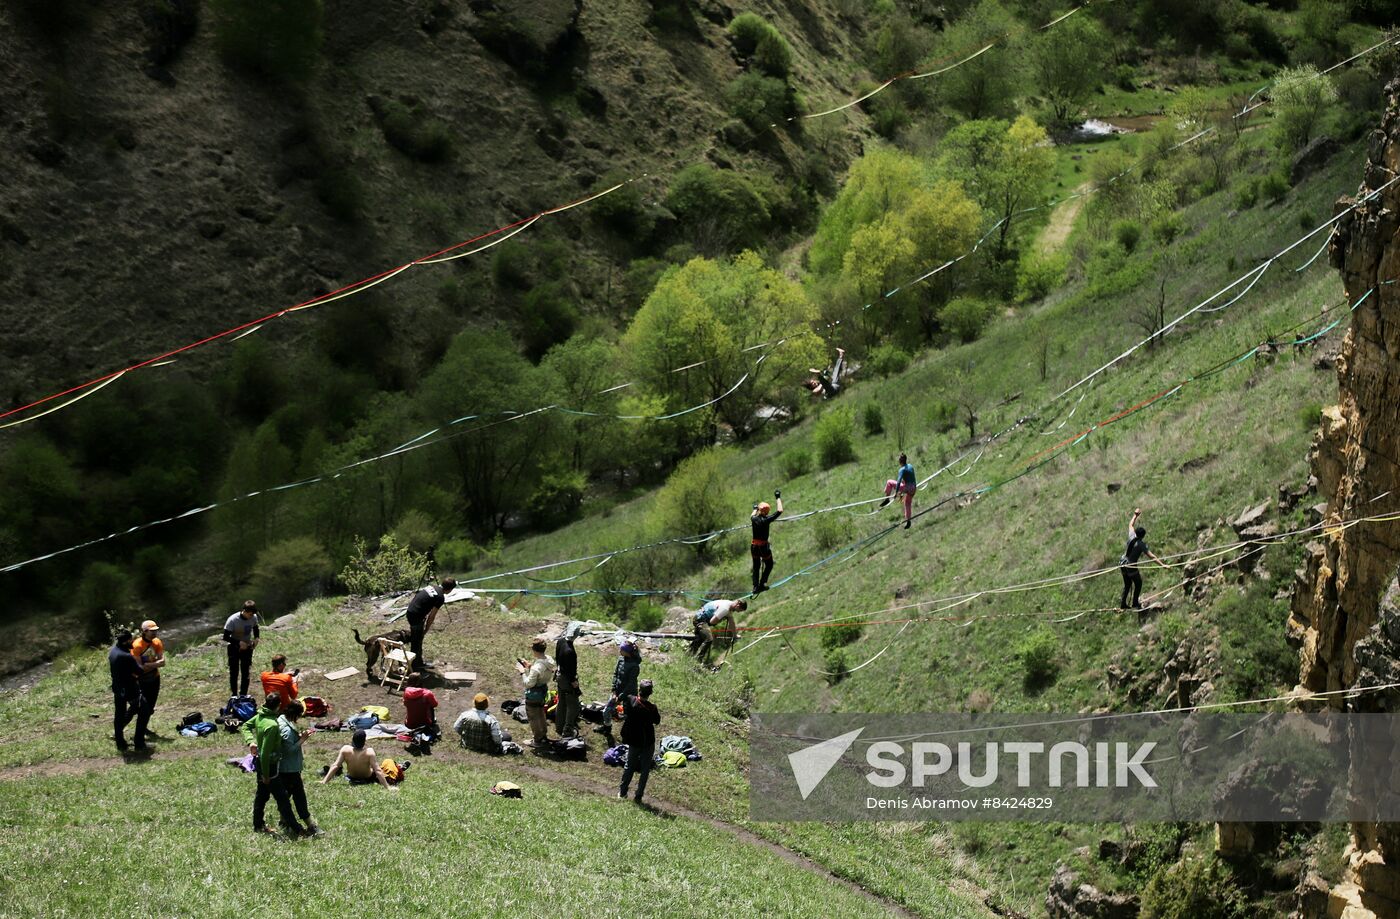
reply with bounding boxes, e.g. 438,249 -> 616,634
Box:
240,692 -> 307,837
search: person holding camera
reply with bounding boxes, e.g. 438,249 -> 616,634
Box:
751,490 -> 783,594
223,600 -> 261,697
517,639 -> 556,751
260,654 -> 300,710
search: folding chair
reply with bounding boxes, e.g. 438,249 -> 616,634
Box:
376,638 -> 415,692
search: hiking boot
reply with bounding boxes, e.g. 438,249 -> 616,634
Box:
879,497 -> 891,508
304,823 -> 323,838
903,520 -> 911,529
754,584 -> 768,594
253,826 -> 280,839
133,743 -> 151,754
617,791 -> 627,799
281,822 -> 308,838
115,738 -> 129,752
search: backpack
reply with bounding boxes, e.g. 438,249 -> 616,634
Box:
490,781 -> 522,798
180,722 -> 217,738
603,744 -> 629,767
660,735 -> 697,756
658,750 -> 688,769
380,758 -> 407,784
360,705 -> 390,721
548,737 -> 587,761
179,712 -> 204,728
346,712 -> 379,730
510,707 -> 529,724
221,695 -> 256,722
580,702 -> 606,723
302,696 -> 328,717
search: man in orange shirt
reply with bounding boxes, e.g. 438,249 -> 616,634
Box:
130,620 -> 165,747
260,654 -> 299,710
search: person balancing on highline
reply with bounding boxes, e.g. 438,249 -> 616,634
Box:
751,490 -> 783,594
1119,507 -> 1163,610
880,452 -> 917,529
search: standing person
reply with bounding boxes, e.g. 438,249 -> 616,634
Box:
455,693 -> 511,754
691,599 -> 747,664
618,680 -> 661,803
517,639 -> 556,752
277,700 -> 319,836
240,692 -> 306,837
108,630 -> 145,753
1119,507 -> 1163,610
554,623 -> 582,739
130,620 -> 166,747
404,578 -> 457,673
750,491 -> 784,594
595,640 -> 641,745
223,600 -> 261,697
881,453 -> 918,529
259,654 -> 299,708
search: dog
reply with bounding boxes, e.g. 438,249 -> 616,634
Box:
352,628 -> 412,676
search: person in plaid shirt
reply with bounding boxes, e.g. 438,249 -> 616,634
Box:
454,693 -> 510,754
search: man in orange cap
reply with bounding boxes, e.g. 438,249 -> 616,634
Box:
130,620 -> 166,747
750,490 -> 783,594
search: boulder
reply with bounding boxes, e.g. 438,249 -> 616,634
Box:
1046,864 -> 1140,919
1289,134 -> 1340,185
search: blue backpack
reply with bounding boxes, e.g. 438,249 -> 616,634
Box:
180,722 -> 217,738
221,695 -> 256,722
346,711 -> 379,730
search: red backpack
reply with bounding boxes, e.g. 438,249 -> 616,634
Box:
302,696 -> 328,717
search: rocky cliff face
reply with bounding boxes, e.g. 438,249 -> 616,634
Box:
1288,78 -> 1400,919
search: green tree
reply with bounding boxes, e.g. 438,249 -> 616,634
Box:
665,164 -> 776,255
931,0 -> 1021,120
623,252 -> 824,441
0,435 -> 82,556
541,335 -> 624,473
1029,13 -> 1107,123
809,147 -> 928,278
650,446 -> 739,556
1270,66 -> 1337,153
208,0 -> 323,82
939,116 -> 1052,259
213,420 -> 295,573
415,328 -> 560,537
249,536 -> 331,612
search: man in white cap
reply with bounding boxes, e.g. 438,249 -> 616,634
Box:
130,619 -> 166,747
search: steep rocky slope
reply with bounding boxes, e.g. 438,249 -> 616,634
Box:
0,0 -> 863,407
1289,77 -> 1400,919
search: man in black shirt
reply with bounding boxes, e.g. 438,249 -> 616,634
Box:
405,578 -> 457,672
554,622 -> 581,738
1119,507 -> 1163,610
750,490 -> 783,594
108,630 -> 145,752
618,680 -> 661,803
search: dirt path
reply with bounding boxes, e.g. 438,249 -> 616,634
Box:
1036,181 -> 1091,254
1,746 -> 933,917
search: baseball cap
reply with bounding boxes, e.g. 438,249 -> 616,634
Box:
140,619 -> 159,632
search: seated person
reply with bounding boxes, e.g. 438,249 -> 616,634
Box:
259,654 -> 299,707
320,729 -> 392,789
454,692 -> 511,754
403,679 -> 439,733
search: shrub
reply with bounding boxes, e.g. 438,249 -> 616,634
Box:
1233,180 -> 1258,210
435,537 -> 479,572
1140,857 -> 1250,919
527,471 -> 587,528
1259,171 -> 1289,204
652,447 -> 739,557
77,562 -> 133,637
862,404 -> 884,436
1015,251 -> 1067,303
1298,403 -> 1323,429
492,241 -> 533,289
629,603 -> 665,632
208,0 -> 323,82
821,621 -> 862,650
1017,627 -> 1060,690
727,12 -> 772,55
868,344 -> 911,377
939,297 -> 994,343
1113,219 -> 1143,253
520,282 -> 579,362
340,534 -> 433,596
814,407 -> 856,468
591,173 -> 655,239
823,647 -> 849,684
314,163 -> 366,224
665,164 -> 774,253
1150,212 -> 1184,245
753,28 -> 793,78
377,99 -> 454,163
781,447 -> 812,480
250,536 -> 332,612
724,72 -> 791,132
812,512 -> 846,552
391,509 -> 442,554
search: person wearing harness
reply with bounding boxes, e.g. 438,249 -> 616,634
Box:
1119,507 -> 1163,610
880,453 -> 917,528
804,347 -> 846,398
223,600 -> 261,697
691,598 -> 747,664
594,640 -> 641,745
751,491 -> 783,594
404,577 -> 457,672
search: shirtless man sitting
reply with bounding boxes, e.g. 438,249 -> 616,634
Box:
320,729 -> 394,790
